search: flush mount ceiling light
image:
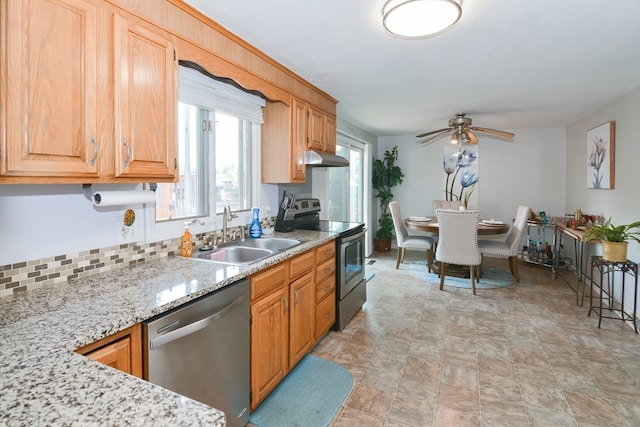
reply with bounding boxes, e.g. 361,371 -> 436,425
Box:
382,0 -> 462,39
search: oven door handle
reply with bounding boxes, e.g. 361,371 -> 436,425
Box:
340,228 -> 365,244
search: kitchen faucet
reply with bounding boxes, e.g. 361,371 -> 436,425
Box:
222,205 -> 238,244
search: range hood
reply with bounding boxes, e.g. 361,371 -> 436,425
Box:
304,150 -> 350,167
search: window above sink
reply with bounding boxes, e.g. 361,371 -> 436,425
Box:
146,65 -> 266,242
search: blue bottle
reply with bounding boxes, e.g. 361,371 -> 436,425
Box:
249,207 -> 262,238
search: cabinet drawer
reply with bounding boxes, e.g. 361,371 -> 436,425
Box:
315,258 -> 335,285
315,290 -> 336,339
251,263 -> 288,301
316,276 -> 335,302
315,241 -> 336,264
289,251 -> 315,281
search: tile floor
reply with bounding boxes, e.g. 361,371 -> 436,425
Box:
312,250 -> 640,427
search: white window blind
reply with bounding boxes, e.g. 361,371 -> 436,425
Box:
178,66 -> 265,124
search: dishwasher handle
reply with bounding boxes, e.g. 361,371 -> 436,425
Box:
149,293 -> 248,350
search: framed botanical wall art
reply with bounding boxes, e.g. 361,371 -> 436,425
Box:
442,145 -> 479,208
586,121 -> 615,189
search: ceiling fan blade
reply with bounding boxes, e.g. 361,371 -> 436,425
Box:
416,127 -> 451,138
417,129 -> 452,145
470,126 -> 515,139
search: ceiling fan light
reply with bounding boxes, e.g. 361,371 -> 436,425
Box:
461,131 -> 471,144
382,0 -> 462,39
450,131 -> 459,145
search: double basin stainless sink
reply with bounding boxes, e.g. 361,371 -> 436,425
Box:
190,237 -> 303,266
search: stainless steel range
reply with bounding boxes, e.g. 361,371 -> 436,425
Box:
292,198 -> 366,330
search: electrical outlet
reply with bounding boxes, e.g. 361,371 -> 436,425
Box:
117,224 -> 136,244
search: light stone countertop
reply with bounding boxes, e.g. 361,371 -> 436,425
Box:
0,230 -> 336,426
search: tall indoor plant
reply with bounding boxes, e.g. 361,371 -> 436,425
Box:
372,145 -> 404,252
582,217 -> 640,262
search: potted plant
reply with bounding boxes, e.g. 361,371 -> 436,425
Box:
582,217 -> 640,262
372,145 -> 404,252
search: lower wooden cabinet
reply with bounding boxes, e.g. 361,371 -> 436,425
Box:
288,271 -> 315,369
314,241 -> 336,340
316,285 -> 336,339
250,242 -> 337,410
250,281 -> 288,409
76,324 -> 142,378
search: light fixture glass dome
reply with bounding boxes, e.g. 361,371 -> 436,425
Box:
382,0 -> 462,39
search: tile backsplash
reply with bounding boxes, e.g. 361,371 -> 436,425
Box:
0,219 -> 274,297
0,239 -> 177,297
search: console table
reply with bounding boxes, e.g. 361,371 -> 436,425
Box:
556,225 -> 599,306
588,256 -> 638,333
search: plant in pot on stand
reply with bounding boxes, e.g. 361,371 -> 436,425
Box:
582,217 -> 640,262
372,145 -> 404,252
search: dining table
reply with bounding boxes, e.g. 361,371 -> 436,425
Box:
404,215 -> 510,278
404,216 -> 510,236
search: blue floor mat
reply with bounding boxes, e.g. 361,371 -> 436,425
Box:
249,354 -> 353,427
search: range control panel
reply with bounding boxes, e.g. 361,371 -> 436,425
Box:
293,198 -> 321,216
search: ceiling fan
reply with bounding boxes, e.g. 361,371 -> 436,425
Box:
416,113 -> 515,146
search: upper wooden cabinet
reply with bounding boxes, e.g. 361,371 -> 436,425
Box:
1,0 -> 100,179
262,97 -> 307,183
0,0 -> 178,183
113,14 -> 177,180
308,106 -> 337,154
324,114 -> 337,154
262,97 -> 337,183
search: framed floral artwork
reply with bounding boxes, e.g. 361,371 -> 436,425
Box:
442,145 -> 479,208
586,121 -> 615,189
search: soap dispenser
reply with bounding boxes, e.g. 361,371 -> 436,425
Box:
180,222 -> 193,257
249,207 -> 263,239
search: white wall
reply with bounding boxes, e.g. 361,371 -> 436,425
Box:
566,87 -> 640,263
0,182 -> 281,266
377,127 -> 567,226
0,184 -> 138,265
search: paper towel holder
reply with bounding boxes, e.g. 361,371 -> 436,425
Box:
82,183 -> 157,203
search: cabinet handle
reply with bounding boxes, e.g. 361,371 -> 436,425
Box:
90,136 -> 98,166
283,296 -> 289,314
294,290 -> 299,306
123,139 -> 131,167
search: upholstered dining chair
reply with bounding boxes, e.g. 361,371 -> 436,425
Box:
435,209 -> 481,295
432,199 -> 462,213
389,201 -> 435,272
478,205 -> 531,282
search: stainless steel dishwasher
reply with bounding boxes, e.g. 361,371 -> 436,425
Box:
143,279 -> 249,427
